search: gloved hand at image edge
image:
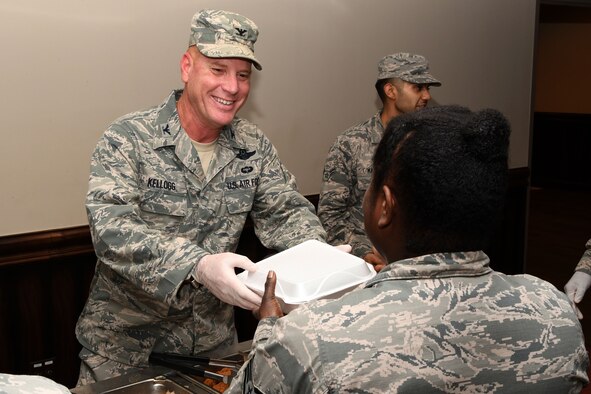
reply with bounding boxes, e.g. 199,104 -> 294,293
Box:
564,271 -> 591,319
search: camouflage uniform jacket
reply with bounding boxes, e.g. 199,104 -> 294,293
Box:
318,112 -> 384,258
575,238 -> 591,274
75,90 -> 326,367
228,251 -> 589,393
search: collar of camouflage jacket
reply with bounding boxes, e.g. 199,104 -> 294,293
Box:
365,251 -> 492,287
153,90 -> 245,151
370,111 -> 385,144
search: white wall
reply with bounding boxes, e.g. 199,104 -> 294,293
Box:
0,0 -> 537,236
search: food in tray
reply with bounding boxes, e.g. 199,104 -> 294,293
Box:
202,367 -> 233,393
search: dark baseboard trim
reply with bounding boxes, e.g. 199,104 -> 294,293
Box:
0,226 -> 94,267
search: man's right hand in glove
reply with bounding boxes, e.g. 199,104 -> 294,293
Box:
195,252 -> 262,310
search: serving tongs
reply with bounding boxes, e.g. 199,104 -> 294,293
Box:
149,352 -> 240,384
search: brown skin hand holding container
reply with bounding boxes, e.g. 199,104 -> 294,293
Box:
255,271 -> 284,320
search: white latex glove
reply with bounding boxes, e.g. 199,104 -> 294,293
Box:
564,271 -> 591,320
335,244 -> 352,254
195,252 -> 262,310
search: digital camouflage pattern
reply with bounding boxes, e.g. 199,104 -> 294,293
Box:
75,90 -> 325,382
318,112 -> 384,258
190,9 -> 262,70
76,348 -> 145,387
377,52 -> 441,86
228,251 -> 589,393
575,238 -> 591,274
0,373 -> 70,394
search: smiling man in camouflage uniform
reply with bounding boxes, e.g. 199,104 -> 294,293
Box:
74,9 -> 326,386
228,106 -> 588,393
318,53 -> 440,271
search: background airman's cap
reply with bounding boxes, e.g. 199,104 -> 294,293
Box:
189,9 -> 262,70
377,53 -> 440,86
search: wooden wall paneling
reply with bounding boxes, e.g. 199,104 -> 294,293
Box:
0,228 -> 97,388
0,265 -> 17,372
17,264 -> 50,376
48,254 -> 97,387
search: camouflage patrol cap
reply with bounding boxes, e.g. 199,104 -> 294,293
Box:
377,53 -> 441,86
189,9 -> 262,70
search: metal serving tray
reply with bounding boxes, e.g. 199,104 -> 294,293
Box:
101,374 -> 217,394
70,341 -> 251,394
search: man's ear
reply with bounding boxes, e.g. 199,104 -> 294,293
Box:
180,51 -> 193,83
384,82 -> 398,102
377,184 -> 396,228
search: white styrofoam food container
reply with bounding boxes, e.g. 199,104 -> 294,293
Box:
238,240 -> 376,312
